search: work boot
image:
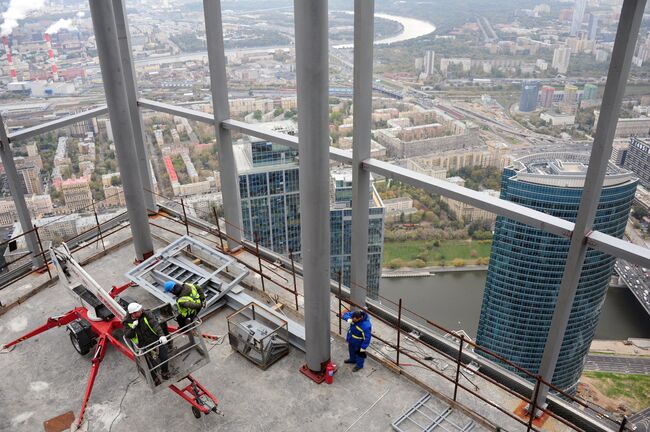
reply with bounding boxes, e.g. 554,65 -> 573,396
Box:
344,359 -> 355,364
352,366 -> 362,372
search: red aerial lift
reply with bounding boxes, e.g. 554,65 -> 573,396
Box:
1,244 -> 220,431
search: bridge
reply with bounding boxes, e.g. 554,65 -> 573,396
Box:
613,259 -> 650,317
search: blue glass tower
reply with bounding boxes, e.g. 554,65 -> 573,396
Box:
476,153 -> 637,393
519,81 -> 539,112
236,140 -> 385,298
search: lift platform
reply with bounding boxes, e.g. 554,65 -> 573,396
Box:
0,243 -> 220,430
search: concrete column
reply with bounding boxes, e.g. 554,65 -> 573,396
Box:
112,0 -> 155,213
294,0 -> 331,372
350,0 -> 375,307
89,0 -> 154,261
203,0 -> 243,251
536,0 -> 646,408
0,114 -> 43,268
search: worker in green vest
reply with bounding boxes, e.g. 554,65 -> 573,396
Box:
164,281 -> 206,328
123,302 -> 170,381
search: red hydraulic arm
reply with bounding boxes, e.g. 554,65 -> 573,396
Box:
1,309 -> 80,350
74,335 -> 108,429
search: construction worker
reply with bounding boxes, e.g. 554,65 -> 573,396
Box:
342,310 -> 372,372
123,302 -> 170,380
164,281 -> 205,328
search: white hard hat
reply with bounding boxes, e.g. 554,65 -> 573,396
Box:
127,303 -> 143,314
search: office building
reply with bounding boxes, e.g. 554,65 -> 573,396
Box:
552,47 -> 571,74
582,83 -> 598,101
588,14 -> 599,41
624,137 -> 650,188
570,0 -> 587,36
62,176 -> 93,212
519,81 -> 539,112
477,153 -> 637,393
236,141 -> 385,297
594,110 -> 650,137
424,50 -> 435,77
539,86 -> 555,109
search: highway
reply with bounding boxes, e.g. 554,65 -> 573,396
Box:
630,407 -> 650,432
614,259 -> 650,317
584,354 -> 650,375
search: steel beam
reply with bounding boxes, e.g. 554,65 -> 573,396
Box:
294,0 -> 331,372
89,0 -> 154,261
138,98 -> 215,124
350,0 -> 375,305
112,0 -> 155,212
203,0 -> 242,251
536,0 -> 647,407
0,113 -> 43,268
8,106 -> 109,142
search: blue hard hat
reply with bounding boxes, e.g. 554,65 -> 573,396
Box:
164,281 -> 176,293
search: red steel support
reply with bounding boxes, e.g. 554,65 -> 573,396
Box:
75,335 -> 108,428
1,310 -> 79,350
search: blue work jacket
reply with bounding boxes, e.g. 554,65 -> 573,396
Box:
342,311 -> 372,349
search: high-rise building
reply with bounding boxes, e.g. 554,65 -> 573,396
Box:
552,47 -> 572,74
236,140 -> 385,298
540,86 -> 555,109
588,14 -> 599,41
62,176 -> 93,212
624,137 -> 650,188
424,50 -> 435,77
477,153 -> 637,394
570,0 -> 587,36
582,83 -> 598,100
519,81 -> 539,112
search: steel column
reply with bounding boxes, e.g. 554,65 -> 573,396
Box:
0,113 -> 43,268
112,0 -> 155,212
536,0 -> 646,406
203,0 -> 243,251
350,0 -> 375,306
294,0 -> 331,372
89,0 -> 154,261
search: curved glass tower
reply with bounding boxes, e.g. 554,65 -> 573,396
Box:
476,153 -> 637,393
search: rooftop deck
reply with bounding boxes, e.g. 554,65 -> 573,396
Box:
0,233 -> 489,432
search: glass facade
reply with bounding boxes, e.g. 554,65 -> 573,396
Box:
476,158 -> 637,394
239,141 -> 384,298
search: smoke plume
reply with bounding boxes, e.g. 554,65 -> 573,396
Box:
46,18 -> 77,35
1,0 -> 46,36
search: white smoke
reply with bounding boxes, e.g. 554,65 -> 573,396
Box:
45,18 -> 77,35
0,0 -> 46,37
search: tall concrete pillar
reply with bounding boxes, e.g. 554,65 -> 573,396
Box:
350,0 -> 375,307
294,0 -> 331,373
0,114 -> 43,268
112,0 -> 156,213
89,0 -> 154,261
203,0 -> 243,251
536,0 -> 646,409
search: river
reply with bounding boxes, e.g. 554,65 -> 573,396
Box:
333,12 -> 436,49
379,271 -> 650,340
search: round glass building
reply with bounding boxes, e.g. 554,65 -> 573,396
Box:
476,153 -> 637,394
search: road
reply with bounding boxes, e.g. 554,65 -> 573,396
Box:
584,354 -> 650,375
629,407 -> 650,432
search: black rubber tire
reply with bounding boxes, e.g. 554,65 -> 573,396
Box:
192,406 -> 202,419
70,331 -> 91,355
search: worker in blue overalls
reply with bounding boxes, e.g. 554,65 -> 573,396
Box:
342,310 -> 372,372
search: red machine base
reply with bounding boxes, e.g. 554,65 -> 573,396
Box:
299,364 -> 327,384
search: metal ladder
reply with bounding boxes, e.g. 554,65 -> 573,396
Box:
392,394 -> 476,432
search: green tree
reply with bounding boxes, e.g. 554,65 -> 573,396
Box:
253,110 -> 263,121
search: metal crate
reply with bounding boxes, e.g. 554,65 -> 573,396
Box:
227,302 -> 290,370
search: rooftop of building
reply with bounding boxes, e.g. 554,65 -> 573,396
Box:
511,152 -> 635,188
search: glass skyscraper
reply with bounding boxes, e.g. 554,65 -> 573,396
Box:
476,153 -> 637,393
236,140 -> 385,298
519,81 -> 539,112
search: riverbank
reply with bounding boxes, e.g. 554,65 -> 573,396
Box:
382,264 -> 488,277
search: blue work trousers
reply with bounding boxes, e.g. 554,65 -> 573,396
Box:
348,340 -> 365,369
